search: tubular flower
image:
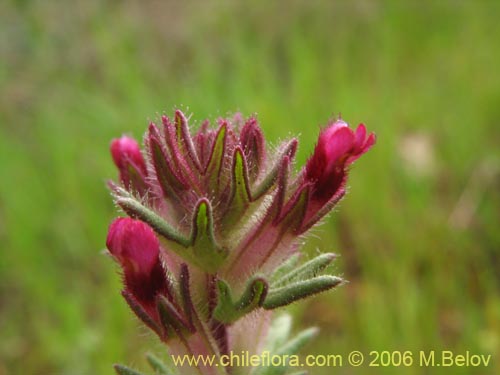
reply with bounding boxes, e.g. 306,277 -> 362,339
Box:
107,110 -> 375,375
302,120 -> 376,229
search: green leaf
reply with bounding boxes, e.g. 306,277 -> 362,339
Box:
221,147 -> 252,227
114,364 -> 147,375
278,327 -> 318,355
273,253 -> 337,287
213,277 -> 268,323
115,189 -> 190,247
117,191 -> 228,273
263,314 -> 293,353
146,353 -> 175,375
257,327 -> 318,375
263,276 -> 342,310
204,122 -> 227,189
231,148 -> 252,204
114,189 -> 231,273
270,254 -> 300,284
190,199 -> 228,272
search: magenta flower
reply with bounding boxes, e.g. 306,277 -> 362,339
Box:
110,136 -> 148,195
107,110 -> 375,375
110,136 -> 146,172
106,217 -> 193,340
301,120 -> 376,229
106,218 -> 166,304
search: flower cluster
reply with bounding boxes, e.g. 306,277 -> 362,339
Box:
107,110 -> 374,374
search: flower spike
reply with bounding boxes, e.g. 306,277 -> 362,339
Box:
106,109 -> 374,375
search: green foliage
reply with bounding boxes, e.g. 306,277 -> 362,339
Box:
272,253 -> 337,287
1,1 -> 499,374
256,314 -> 318,375
214,277 -> 268,323
146,353 -> 175,375
264,276 -> 342,310
114,364 -> 147,375
261,253 -> 342,310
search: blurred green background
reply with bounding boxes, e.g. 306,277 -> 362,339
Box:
1,1 -> 499,374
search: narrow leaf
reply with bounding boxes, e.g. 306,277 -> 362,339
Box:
179,264 -> 195,328
263,276 -> 342,310
191,199 -> 228,272
299,187 -> 346,234
231,147 -> 252,204
270,254 -> 300,284
175,109 -> 202,171
240,117 -> 266,180
273,253 -> 337,287
278,327 -> 318,356
252,139 -> 297,200
213,277 -> 268,323
257,327 -> 318,375
146,353 -> 173,375
157,295 -> 193,334
221,147 -> 252,226
204,122 -> 227,189
150,137 -> 187,195
115,192 -> 190,247
122,159 -> 148,196
114,364 -> 146,375
264,313 -> 293,353
122,291 -> 163,339
161,116 -> 202,193
275,184 -> 310,232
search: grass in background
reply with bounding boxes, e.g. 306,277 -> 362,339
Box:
0,1 -> 499,374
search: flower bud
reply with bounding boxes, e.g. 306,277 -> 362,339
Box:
110,136 -> 146,172
110,136 -> 147,193
106,218 -> 169,308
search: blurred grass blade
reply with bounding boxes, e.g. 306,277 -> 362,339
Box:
114,364 -> 147,375
146,353 -> 174,375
